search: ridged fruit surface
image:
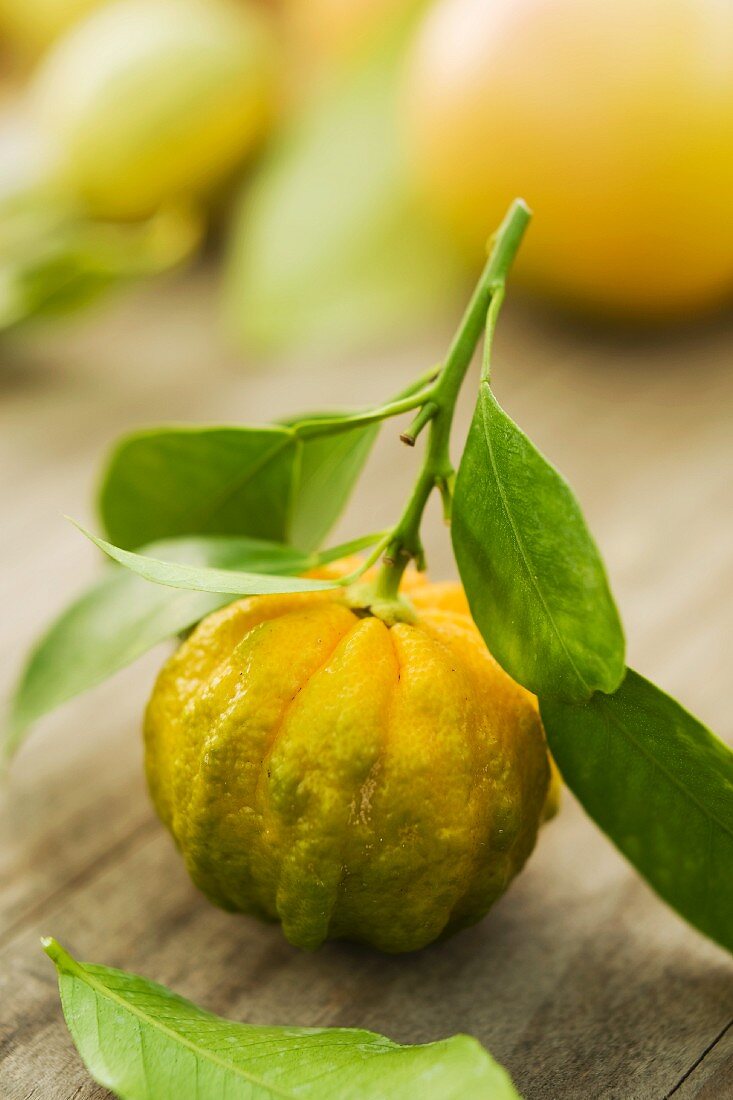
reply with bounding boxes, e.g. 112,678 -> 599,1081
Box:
145,562 -> 555,952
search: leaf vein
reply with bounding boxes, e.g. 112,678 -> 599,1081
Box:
598,701 -> 733,841
72,969 -> 298,1100
479,389 -> 592,696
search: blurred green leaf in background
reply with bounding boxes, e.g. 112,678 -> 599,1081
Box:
224,8 -> 466,360
0,196 -> 200,330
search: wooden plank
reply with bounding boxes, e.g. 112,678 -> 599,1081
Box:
669,1024 -> 733,1099
1,273 -> 731,1098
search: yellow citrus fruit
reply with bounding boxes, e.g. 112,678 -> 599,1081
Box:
145,561 -> 557,953
0,0 -> 103,58
403,0 -> 733,321
30,0 -> 278,221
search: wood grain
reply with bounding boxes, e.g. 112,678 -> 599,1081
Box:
1,271 -> 731,1099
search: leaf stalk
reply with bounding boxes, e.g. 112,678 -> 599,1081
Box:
289,363 -> 443,441
291,388 -> 433,440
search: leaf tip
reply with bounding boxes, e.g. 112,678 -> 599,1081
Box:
65,518 -> 112,558
63,515 -> 87,535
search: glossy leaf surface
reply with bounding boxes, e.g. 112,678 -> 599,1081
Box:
98,419 -> 375,552
44,939 -> 520,1100
453,384 -> 625,701
541,669 -> 733,953
283,415 -> 377,551
79,527 -> 339,596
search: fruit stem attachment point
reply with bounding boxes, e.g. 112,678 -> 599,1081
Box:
372,198 -> 531,602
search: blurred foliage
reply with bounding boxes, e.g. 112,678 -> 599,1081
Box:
0,196 -> 201,329
0,0 -> 279,333
0,0 -> 731,352
224,15 -> 466,359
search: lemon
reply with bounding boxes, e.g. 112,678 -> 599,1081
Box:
31,0 -> 278,221
145,562 -> 557,953
0,0 -> 103,58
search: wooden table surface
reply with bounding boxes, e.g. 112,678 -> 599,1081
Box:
1,271 -> 732,1099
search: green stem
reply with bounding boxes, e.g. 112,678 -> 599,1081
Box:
400,401 -> 438,446
292,387 -> 434,440
337,531 -> 394,583
290,364 -> 442,441
314,530 -> 391,568
373,199 -> 531,602
480,284 -> 507,385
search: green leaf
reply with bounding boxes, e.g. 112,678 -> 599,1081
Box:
541,670 -> 733,954
73,523 -> 373,595
5,536 -> 316,758
285,416 -> 377,551
452,384 -> 625,701
98,425 -> 296,550
0,197 -> 200,330
44,938 -> 520,1100
223,18 -> 465,359
98,420 -> 376,553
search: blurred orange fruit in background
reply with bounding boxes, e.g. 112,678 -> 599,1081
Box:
30,0 -> 278,221
403,0 -> 733,321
